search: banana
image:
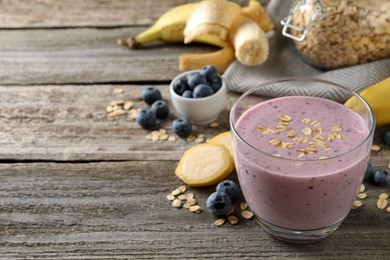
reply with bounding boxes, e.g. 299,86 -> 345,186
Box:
179,42 -> 236,73
183,0 -> 242,44
345,76 -> 390,127
229,15 -> 269,66
118,2 -> 226,49
241,0 -> 274,32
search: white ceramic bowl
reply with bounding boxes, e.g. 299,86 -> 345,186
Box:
170,70 -> 227,125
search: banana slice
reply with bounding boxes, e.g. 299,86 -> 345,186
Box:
175,143 -> 234,187
208,131 -> 234,162
229,15 -> 269,66
184,0 -> 242,44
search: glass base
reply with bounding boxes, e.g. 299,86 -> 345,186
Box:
256,217 -> 342,243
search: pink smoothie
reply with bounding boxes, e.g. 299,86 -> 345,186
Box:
233,96 -> 371,230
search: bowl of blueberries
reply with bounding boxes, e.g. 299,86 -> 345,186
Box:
170,65 -> 227,125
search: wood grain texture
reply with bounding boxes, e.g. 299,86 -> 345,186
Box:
0,161 -> 389,259
0,0 -> 389,258
0,0 -> 254,28
0,84 -> 233,161
0,27 -> 218,85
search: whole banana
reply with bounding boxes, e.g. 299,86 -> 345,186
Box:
345,76 -> 390,127
118,2 -> 225,49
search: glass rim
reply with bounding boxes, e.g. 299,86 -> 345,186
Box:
229,77 -> 376,163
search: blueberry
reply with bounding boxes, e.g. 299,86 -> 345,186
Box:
141,86 -> 162,105
209,76 -> 222,93
173,78 -> 188,96
193,84 -> 214,98
206,191 -> 232,217
150,100 -> 169,119
384,131 -> 390,145
364,162 -> 374,182
200,65 -> 218,82
187,72 -> 207,90
182,90 -> 193,98
172,118 -> 192,138
216,180 -> 241,202
136,109 -> 157,129
372,169 -> 388,187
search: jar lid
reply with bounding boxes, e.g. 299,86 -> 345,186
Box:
281,0 -> 326,41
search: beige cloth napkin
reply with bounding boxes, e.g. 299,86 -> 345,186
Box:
224,0 -> 390,99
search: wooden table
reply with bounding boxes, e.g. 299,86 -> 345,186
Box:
1,0 -> 389,258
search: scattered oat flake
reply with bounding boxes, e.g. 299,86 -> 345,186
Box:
186,199 -> 197,206
352,200 -> 363,209
186,193 -> 195,200
178,194 -> 187,200
186,135 -> 196,142
310,120 -> 321,127
166,194 -> 175,201
171,189 -> 181,196
123,101 -> 134,110
168,136 -> 176,141
178,185 -> 187,193
241,210 -> 254,219
189,205 -> 202,213
303,127 -> 312,136
359,184 -> 365,193
377,198 -> 388,209
195,136 -> 205,143
371,145 -> 381,151
113,88 -> 124,94
159,128 -> 167,134
209,122 -> 220,128
240,202 -> 248,210
387,207 -> 390,213
379,193 -> 389,199
301,118 -> 311,124
227,215 -> 239,225
214,218 -> 226,227
357,192 -> 367,199
159,134 -> 169,141
279,114 -> 292,122
172,199 -> 182,208
225,207 -> 235,216
106,105 -> 114,113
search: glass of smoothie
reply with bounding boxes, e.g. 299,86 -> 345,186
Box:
230,78 -> 375,243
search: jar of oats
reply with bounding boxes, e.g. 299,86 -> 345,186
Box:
281,0 -> 390,69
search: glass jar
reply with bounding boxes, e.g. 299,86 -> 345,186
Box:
281,0 -> 390,69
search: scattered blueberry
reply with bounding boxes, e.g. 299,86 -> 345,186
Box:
364,162 -> 374,182
136,109 -> 157,129
206,191 -> 232,217
193,84 -> 214,98
150,100 -> 169,119
201,65 -> 218,82
172,118 -> 192,138
187,72 -> 207,90
216,180 -> 241,202
182,90 -> 193,98
209,76 -> 222,93
141,86 -> 162,105
173,78 -> 188,96
384,131 -> 390,145
372,169 -> 388,187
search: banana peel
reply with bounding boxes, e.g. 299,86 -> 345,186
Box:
179,43 -> 236,74
118,2 -> 226,49
345,76 -> 390,127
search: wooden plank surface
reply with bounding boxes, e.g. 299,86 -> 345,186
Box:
0,0 -> 389,258
0,161 -> 389,259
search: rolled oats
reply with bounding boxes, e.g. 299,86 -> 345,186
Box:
291,0 -> 390,69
